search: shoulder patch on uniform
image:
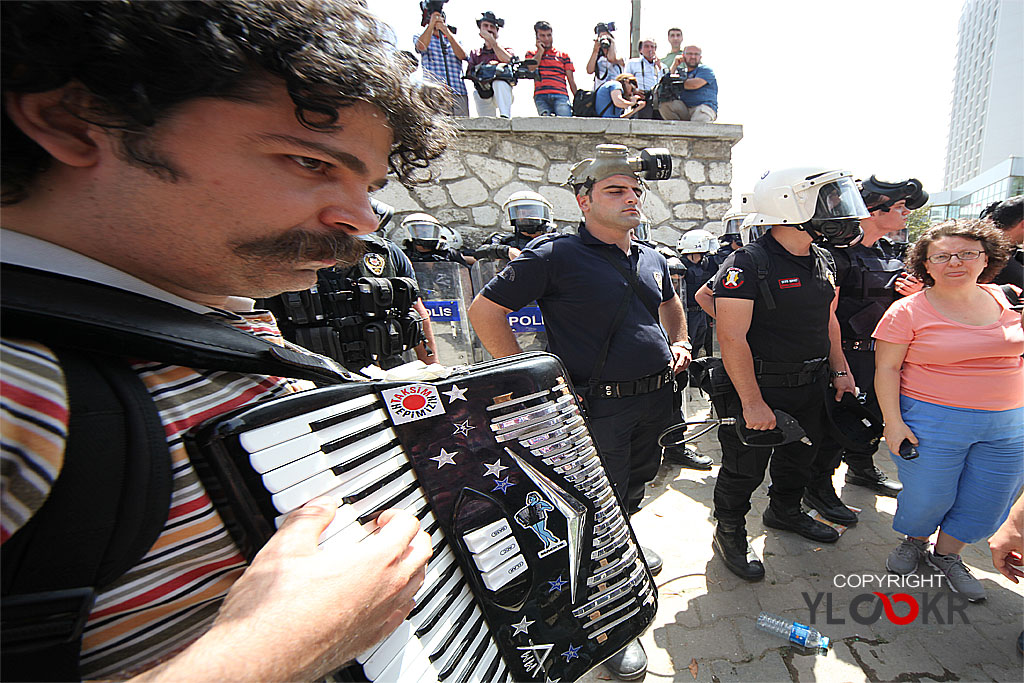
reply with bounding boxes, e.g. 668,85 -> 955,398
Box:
363,252 -> 386,275
653,272 -> 663,290
498,264 -> 516,282
722,267 -> 744,289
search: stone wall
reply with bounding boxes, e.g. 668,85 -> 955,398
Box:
373,117 -> 743,248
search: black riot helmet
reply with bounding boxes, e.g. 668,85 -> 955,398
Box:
860,176 -> 929,213
824,392 -> 884,452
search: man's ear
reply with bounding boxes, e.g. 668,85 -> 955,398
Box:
576,192 -> 590,213
4,87 -> 101,168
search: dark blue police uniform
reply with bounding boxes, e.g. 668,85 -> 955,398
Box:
480,224 -> 677,511
682,255 -> 717,354
711,232 -> 836,524
813,239 -> 904,480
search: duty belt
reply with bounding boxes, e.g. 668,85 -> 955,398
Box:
841,339 -> 875,352
753,357 -> 828,388
592,367 -> 674,399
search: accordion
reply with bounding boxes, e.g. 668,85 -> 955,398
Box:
186,352 -> 657,682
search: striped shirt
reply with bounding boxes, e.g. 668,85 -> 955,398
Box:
1,313 -> 314,678
524,48 -> 574,96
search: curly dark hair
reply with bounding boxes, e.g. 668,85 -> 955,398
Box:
980,195 -> 1023,230
1,0 -> 455,204
905,219 -> 1011,286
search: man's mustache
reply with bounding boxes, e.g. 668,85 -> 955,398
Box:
233,229 -> 365,266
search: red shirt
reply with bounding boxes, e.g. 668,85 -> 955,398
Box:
525,48 -> 574,96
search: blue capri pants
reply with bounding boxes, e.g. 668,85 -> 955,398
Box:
890,395 -> 1024,544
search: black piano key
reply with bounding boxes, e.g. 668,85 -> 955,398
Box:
328,436 -> 402,475
437,614 -> 486,679
415,578 -> 468,638
476,650 -> 503,683
308,400 -> 380,432
342,462 -> 412,505
408,559 -> 459,619
427,600 -> 477,662
452,633 -> 496,683
431,534 -> 448,558
356,481 -> 421,526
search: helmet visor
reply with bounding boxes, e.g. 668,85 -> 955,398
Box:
812,177 -> 868,221
406,220 -> 441,241
508,203 -> 551,224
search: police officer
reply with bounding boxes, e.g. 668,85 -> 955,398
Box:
712,230 -> 742,267
469,144 -> 685,681
400,212 -> 475,268
982,194 -> 1023,290
475,191 -> 555,261
805,177 -> 928,520
710,167 -> 862,581
266,199 -> 438,371
677,229 -> 718,356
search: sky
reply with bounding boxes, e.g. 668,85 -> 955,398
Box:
368,0 -> 963,208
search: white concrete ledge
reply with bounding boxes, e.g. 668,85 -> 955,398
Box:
459,116 -> 742,142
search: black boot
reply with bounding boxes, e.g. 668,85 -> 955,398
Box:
712,522 -> 765,581
803,483 -> 858,526
846,465 -> 902,497
603,638 -> 647,680
663,444 -> 713,470
763,505 -> 839,543
640,546 -> 663,576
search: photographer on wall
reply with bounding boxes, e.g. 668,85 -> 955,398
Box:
586,22 -> 625,89
625,37 -> 666,120
662,45 -> 718,122
465,11 -> 516,118
415,0 -> 469,116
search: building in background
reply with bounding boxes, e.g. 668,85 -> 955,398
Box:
929,0 -> 1023,222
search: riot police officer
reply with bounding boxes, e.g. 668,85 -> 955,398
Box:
676,229 -> 718,356
712,229 -> 742,267
264,200 -> 438,372
469,144 -> 682,681
710,167 -> 863,581
806,177 -> 927,520
400,212 -> 475,268
475,190 -> 555,260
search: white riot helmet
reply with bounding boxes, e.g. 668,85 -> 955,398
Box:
438,224 -> 463,250
677,229 -> 717,255
741,167 -> 869,247
503,191 -> 554,235
401,212 -> 445,250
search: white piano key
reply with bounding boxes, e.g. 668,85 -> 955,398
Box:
239,392 -> 380,454
258,428 -> 398,492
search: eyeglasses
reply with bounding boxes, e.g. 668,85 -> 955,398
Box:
926,250 -> 983,264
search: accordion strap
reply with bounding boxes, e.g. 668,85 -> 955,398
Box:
1,265 -> 354,385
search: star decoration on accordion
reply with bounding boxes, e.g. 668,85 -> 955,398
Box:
492,476 -> 514,493
452,419 -> 475,437
511,615 -> 534,636
442,384 -> 468,402
547,575 -> 568,593
561,643 -> 581,662
430,448 -> 458,469
483,460 -> 508,478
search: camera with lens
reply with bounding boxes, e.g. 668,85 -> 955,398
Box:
594,21 -> 616,35
566,144 -> 673,194
420,0 -> 448,16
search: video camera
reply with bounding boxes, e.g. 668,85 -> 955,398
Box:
567,144 -> 673,195
420,0 -> 455,32
594,22 -> 615,51
466,56 -> 539,98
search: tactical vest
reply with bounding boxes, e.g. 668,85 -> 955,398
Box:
264,235 -> 424,371
832,240 -> 904,341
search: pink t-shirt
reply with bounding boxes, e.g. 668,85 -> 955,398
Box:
872,284 -> 1024,411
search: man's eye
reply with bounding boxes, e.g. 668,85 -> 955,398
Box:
288,155 -> 329,172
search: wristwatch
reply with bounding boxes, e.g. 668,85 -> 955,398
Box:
672,340 -> 692,351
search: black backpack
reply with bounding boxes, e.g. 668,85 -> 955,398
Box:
572,88 -> 615,117
0,265 -> 351,681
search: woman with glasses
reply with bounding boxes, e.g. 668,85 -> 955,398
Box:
872,219 -> 1023,602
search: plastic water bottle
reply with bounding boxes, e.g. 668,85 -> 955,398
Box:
756,612 -> 831,655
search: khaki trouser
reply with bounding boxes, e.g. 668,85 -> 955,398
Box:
658,101 -> 717,122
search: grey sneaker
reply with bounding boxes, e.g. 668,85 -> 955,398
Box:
927,551 -> 986,602
886,536 -> 929,574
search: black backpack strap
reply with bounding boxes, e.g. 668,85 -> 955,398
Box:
1,349 -> 173,682
1,265 -> 353,385
738,242 -> 775,311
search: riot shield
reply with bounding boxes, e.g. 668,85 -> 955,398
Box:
470,258 -> 549,362
411,261 -> 475,367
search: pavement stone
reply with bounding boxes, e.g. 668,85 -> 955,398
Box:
620,390 -> 1024,682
